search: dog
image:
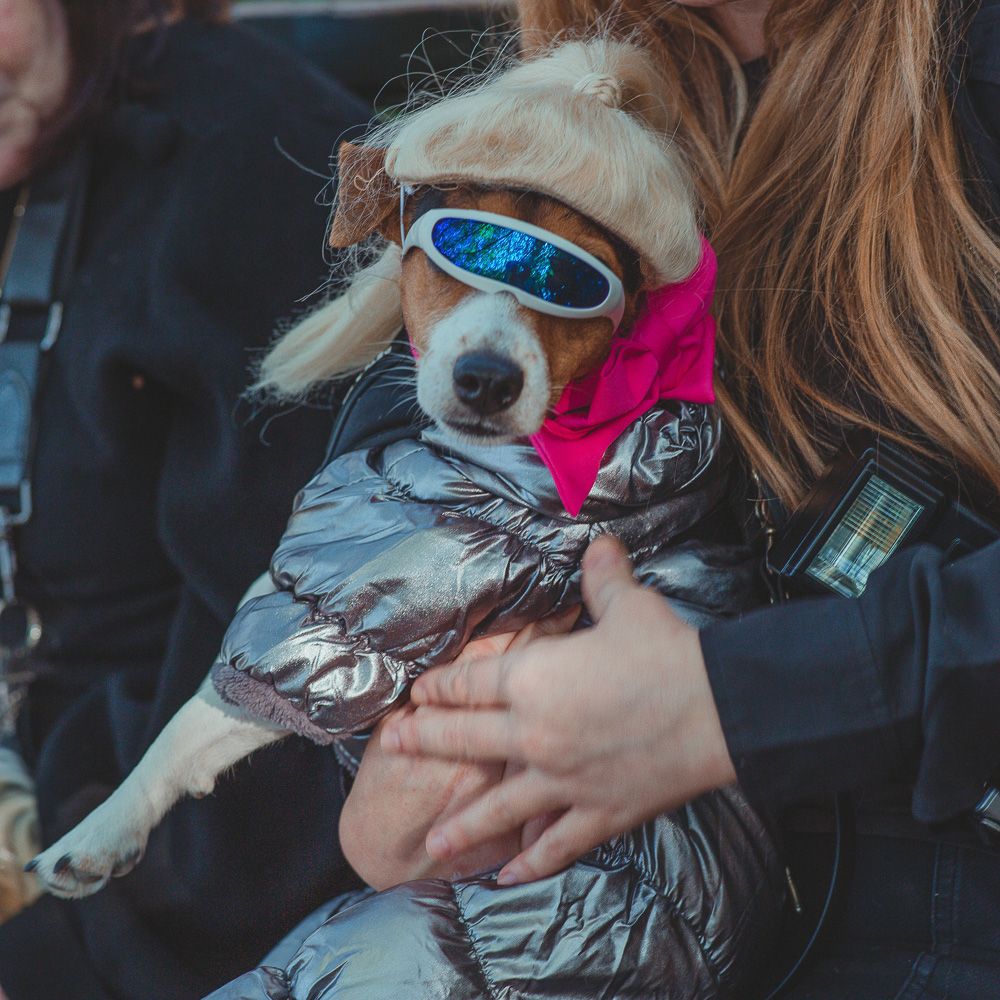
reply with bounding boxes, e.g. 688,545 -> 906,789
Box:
25,49 -> 772,965
26,177 -> 650,897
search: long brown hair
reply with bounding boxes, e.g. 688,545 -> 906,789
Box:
520,0 -> 1000,507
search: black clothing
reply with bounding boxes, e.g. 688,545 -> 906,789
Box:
0,20 -> 368,1000
957,0 -> 1000,227
702,539 -> 1000,825
781,832 -> 1000,1000
700,0 -> 1000,844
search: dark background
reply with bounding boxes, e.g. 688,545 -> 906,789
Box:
234,0 -> 515,107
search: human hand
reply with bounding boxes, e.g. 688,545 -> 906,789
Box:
381,535 -> 737,885
339,701 -> 514,889
338,609 -> 578,889
0,0 -> 70,187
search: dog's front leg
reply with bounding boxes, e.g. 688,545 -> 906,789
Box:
29,678 -> 289,899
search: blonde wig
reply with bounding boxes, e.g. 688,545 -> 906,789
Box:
519,0 -> 1000,506
256,37 -> 701,398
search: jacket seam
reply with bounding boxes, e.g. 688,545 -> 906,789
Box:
232,595 -> 417,733
287,559 -> 574,677
850,599 -> 909,771
259,965 -> 292,995
292,598 -> 414,677
449,882 -> 507,1000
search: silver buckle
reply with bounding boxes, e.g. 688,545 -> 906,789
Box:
0,512 -> 42,737
2,483 -> 32,527
974,786 -> 1000,837
39,302 -> 62,352
0,507 -> 42,658
0,302 -> 62,351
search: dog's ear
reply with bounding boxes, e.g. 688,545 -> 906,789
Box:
329,142 -> 402,247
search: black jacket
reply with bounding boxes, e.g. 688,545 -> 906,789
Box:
700,0 -> 1000,827
0,19 -> 368,1000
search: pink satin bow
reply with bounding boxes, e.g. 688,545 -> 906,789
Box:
529,236 -> 718,516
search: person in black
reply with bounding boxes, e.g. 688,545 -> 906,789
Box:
0,2 -> 369,998
350,0 -> 1000,996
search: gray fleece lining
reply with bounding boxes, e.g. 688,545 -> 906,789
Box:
210,662 -> 335,745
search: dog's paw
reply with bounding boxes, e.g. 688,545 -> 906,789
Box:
27,806 -> 148,899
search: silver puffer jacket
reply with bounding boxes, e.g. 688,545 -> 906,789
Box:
206,398 -> 784,1000
212,401 -> 762,737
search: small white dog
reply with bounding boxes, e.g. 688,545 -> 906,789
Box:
27,38 -> 706,899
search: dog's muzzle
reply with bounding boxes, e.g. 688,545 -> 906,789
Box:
452,352 -> 524,417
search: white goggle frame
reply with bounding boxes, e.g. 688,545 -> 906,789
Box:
400,205 -> 626,332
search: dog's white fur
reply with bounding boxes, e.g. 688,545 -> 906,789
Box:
417,291 -> 550,441
32,681 -> 287,896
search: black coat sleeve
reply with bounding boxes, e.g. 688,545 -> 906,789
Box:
701,538 -> 1000,823
699,2 -> 1000,823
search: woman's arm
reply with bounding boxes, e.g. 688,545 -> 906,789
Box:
339,706 -> 515,888
703,537 -> 1000,823
384,535 -> 1000,883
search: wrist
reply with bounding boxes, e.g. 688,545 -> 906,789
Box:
666,624 -> 737,797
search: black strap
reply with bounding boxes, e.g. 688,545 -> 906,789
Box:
755,793 -> 856,1000
0,143 -> 90,518
0,145 -> 90,687
744,416 -> 857,999
3,149 -> 89,308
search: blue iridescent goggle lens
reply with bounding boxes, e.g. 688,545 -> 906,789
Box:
430,217 -> 611,310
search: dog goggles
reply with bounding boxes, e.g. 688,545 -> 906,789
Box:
401,208 -> 626,331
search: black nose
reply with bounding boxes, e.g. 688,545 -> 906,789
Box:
453,353 -> 524,416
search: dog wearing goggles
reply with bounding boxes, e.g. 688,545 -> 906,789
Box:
392,182 -> 640,444
28,38 -> 782,1000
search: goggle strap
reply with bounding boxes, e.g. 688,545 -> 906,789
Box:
398,184 -> 418,245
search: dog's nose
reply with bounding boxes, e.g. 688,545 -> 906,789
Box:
453,353 -> 524,416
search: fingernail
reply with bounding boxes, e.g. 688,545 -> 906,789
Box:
496,867 -> 520,886
381,726 -> 401,752
427,830 -> 452,859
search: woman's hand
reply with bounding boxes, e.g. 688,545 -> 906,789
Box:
339,703 -> 513,888
381,535 -> 737,886
0,0 -> 70,187
338,610 -> 578,889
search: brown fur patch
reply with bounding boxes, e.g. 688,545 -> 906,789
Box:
329,143 -> 401,248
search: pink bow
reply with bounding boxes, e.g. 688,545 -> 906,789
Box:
529,237 -> 718,516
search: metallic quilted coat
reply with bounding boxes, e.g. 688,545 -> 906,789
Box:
206,398 -> 785,1000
